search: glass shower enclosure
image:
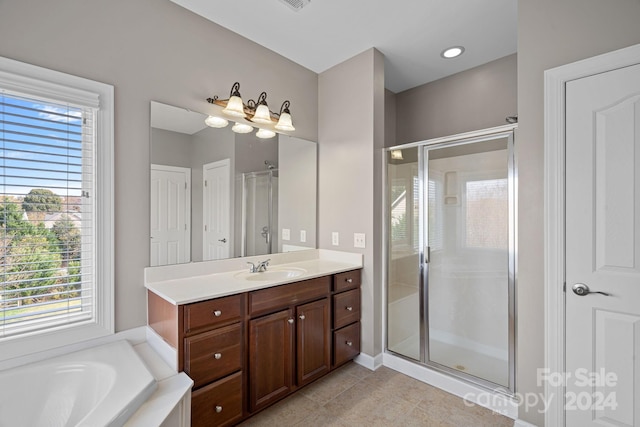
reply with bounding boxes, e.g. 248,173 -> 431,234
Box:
241,169 -> 279,256
386,128 -> 515,393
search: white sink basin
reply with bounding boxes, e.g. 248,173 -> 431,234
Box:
235,267 -> 307,282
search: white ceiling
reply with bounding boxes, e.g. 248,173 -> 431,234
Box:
170,0 -> 517,93
151,101 -> 207,135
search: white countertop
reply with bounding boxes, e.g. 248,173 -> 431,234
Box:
145,249 -> 363,305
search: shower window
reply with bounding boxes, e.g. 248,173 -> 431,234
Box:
464,176 -> 508,250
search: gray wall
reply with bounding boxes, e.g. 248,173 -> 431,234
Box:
318,48 -> 385,358
150,128 -> 191,167
0,0 -> 318,331
517,1 -> 640,425
278,135 -> 317,251
394,54 -> 517,144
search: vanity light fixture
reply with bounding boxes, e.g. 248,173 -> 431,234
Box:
204,115 -> 229,128
275,100 -> 295,132
251,92 -> 273,124
232,122 -> 254,134
206,82 -> 296,136
221,82 -> 246,117
256,128 -> 276,139
390,149 -> 403,160
441,46 -> 465,59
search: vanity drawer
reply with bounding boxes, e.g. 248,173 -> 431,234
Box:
249,276 -> 331,316
191,371 -> 243,427
333,270 -> 361,293
184,323 -> 243,388
333,322 -> 361,367
184,294 -> 243,334
333,288 -> 360,329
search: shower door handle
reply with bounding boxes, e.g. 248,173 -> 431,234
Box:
424,246 -> 431,264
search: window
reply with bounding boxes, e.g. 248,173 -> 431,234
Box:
464,178 -> 508,249
0,57 -> 113,360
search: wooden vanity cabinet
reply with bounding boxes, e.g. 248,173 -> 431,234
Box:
181,293 -> 245,427
248,276 -> 331,412
147,268 -> 361,426
332,270 -> 362,368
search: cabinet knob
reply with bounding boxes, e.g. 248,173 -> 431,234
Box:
288,318 -> 294,324
215,405 -> 223,413
346,278 -> 353,283
345,306 -> 353,311
346,341 -> 353,347
213,310 -> 222,317
299,314 -> 306,320
214,353 -> 222,360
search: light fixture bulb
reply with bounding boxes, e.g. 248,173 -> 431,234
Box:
204,115 -> 229,128
391,150 -> 403,160
232,122 -> 253,134
256,128 -> 276,139
223,95 -> 246,117
252,104 -> 273,124
275,111 -> 295,132
441,46 -> 465,59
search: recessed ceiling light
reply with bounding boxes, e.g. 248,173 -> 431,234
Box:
441,46 -> 465,59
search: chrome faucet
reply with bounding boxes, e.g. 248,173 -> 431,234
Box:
247,259 -> 270,273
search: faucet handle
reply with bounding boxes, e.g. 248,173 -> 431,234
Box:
246,261 -> 257,273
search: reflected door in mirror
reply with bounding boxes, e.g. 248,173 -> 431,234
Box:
150,164 -> 191,266
203,159 -> 231,260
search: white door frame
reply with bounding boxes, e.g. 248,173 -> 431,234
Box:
544,42 -> 640,427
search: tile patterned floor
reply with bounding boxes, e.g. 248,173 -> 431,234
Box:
239,363 -> 514,427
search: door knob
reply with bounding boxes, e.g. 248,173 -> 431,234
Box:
218,238 -> 227,243
572,283 -> 610,296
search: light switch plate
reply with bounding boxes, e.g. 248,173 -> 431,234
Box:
354,233 -> 366,248
331,232 -> 339,246
282,228 -> 290,241
300,230 -> 306,243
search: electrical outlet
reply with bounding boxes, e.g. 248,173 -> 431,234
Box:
300,230 -> 306,243
331,232 -> 339,246
282,228 -> 290,241
354,233 -> 366,248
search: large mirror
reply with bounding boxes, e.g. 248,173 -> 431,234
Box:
150,101 -> 317,266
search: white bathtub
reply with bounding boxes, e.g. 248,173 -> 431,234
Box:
0,340 -> 157,427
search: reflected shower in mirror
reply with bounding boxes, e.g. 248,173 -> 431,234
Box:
150,101 -> 317,266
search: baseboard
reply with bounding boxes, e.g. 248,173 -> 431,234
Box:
513,419 -> 538,427
353,352 -> 384,370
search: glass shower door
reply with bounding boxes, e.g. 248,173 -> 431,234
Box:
386,147 -> 422,361
424,136 -> 513,389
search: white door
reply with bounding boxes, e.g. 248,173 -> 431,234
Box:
150,164 -> 190,266
565,63 -> 640,426
203,159 -> 231,260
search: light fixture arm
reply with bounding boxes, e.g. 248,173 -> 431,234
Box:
229,82 -> 241,98
257,92 -> 268,106
279,100 -> 291,116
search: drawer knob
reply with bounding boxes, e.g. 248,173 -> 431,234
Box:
346,340 -> 353,346
213,310 -> 222,317
215,405 -> 223,413
214,353 -> 222,360
288,318 -> 294,324
346,306 -> 353,311
346,278 -> 353,283
299,314 -> 306,320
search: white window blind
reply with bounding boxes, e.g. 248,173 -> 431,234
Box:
0,90 -> 96,338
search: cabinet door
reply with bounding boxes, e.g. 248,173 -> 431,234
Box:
296,298 -> 330,386
249,308 -> 294,412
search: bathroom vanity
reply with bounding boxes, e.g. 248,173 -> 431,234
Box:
145,250 -> 363,426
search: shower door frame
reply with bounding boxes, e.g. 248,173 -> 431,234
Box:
385,124 -> 517,395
